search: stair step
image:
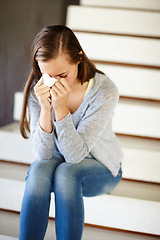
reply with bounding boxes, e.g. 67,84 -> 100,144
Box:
0,211 -> 159,240
1,122 -> 160,183
0,236 -> 18,240
67,5 -> 160,37
67,6 -> 160,101
0,123 -> 35,164
0,161 -> 160,235
80,0 -> 160,11
74,31 -> 160,67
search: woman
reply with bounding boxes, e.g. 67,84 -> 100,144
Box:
19,25 -> 123,240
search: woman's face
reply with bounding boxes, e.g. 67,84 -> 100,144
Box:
38,54 -> 80,87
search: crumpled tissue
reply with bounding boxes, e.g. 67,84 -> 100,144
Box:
42,73 -> 57,87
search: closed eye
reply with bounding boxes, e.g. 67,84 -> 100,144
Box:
59,74 -> 68,78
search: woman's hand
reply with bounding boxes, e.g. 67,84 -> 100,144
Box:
34,77 -> 52,133
34,77 -> 51,111
50,78 -> 70,121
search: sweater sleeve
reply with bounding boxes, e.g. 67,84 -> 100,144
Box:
27,90 -> 54,160
54,80 -> 119,164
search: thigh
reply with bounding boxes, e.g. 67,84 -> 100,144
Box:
64,158 -> 122,197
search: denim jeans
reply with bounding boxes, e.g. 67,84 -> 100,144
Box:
19,154 -> 122,240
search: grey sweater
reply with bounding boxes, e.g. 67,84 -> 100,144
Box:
28,72 -> 123,177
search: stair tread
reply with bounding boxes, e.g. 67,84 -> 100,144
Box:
0,122 -> 20,132
0,211 -> 159,240
0,236 -> 18,240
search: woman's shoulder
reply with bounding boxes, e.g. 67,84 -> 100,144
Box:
93,72 -> 119,100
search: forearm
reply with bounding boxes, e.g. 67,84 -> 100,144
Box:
31,122 -> 54,160
28,88 -> 54,160
32,108 -> 54,160
39,108 -> 53,133
54,112 -> 90,163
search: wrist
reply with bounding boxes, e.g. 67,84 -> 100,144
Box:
54,107 -> 69,122
41,105 -> 52,114
39,108 -> 52,133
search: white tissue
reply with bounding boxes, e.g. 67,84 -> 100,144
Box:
43,73 -> 57,87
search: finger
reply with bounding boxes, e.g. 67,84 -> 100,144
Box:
37,88 -> 50,97
42,91 -> 51,99
52,83 -> 64,95
50,88 -> 57,97
39,84 -> 50,92
36,77 -> 43,87
54,81 -> 65,91
50,89 -> 58,101
38,92 -> 51,104
35,84 -> 50,95
34,78 -> 43,92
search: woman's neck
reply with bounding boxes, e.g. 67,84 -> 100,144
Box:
70,78 -> 88,93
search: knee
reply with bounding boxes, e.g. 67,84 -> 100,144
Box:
54,163 -> 80,194
54,163 -> 74,182
26,159 -> 50,179
23,163 -> 52,203
25,159 -> 55,192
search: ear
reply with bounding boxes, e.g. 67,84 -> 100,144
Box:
79,51 -> 83,60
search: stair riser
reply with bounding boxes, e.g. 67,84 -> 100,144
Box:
0,178 -> 160,235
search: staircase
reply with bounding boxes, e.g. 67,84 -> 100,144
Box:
0,0 -> 160,238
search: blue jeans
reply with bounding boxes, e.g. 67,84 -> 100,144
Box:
19,154 -> 122,240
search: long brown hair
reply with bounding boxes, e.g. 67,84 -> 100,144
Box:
20,25 -> 104,138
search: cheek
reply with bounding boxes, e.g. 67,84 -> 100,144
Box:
65,76 -> 74,86
67,69 -> 78,83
